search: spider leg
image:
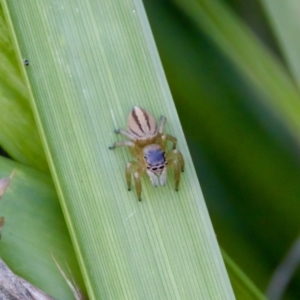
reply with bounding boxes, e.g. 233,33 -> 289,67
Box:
133,171 -> 142,201
166,149 -> 185,191
109,140 -> 134,150
158,116 -> 167,134
126,162 -> 143,201
126,162 -> 133,191
176,149 -> 185,172
162,134 -> 177,150
114,129 -> 137,141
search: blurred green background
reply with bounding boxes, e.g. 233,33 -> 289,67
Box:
143,1 -> 300,300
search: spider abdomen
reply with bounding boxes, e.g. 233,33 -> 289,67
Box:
128,106 -> 158,140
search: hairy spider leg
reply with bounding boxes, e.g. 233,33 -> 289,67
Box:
114,129 -> 136,141
158,116 -> 166,134
176,149 -> 185,172
109,139 -> 143,200
126,162 -> 143,201
158,116 -> 178,149
109,140 -> 134,150
162,134 -> 178,149
166,149 -> 184,191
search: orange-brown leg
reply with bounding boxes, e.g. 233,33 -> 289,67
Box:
158,116 -> 167,134
126,162 -> 142,201
115,129 -> 136,141
162,134 -> 178,149
109,140 -> 134,150
167,149 -> 185,191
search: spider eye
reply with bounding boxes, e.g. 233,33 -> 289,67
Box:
159,165 -> 164,169
152,167 -> 158,171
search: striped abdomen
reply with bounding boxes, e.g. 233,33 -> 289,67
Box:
127,106 -> 158,140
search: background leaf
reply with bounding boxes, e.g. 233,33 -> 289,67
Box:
0,156 -> 84,299
0,7 -> 47,171
3,0 -> 298,298
1,0 -> 235,299
144,0 -> 300,299
260,0 -> 300,86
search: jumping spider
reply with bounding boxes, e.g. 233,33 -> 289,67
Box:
109,106 -> 184,201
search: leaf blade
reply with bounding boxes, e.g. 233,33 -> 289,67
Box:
3,0 -> 235,299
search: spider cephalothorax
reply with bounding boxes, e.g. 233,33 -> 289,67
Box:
109,106 -> 184,201
143,144 -> 167,187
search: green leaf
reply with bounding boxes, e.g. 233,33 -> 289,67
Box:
173,0 -> 300,140
0,8 -> 47,171
2,0 -> 235,299
144,0 -> 300,297
0,156 -> 84,299
223,252 -> 267,300
260,0 -> 300,86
